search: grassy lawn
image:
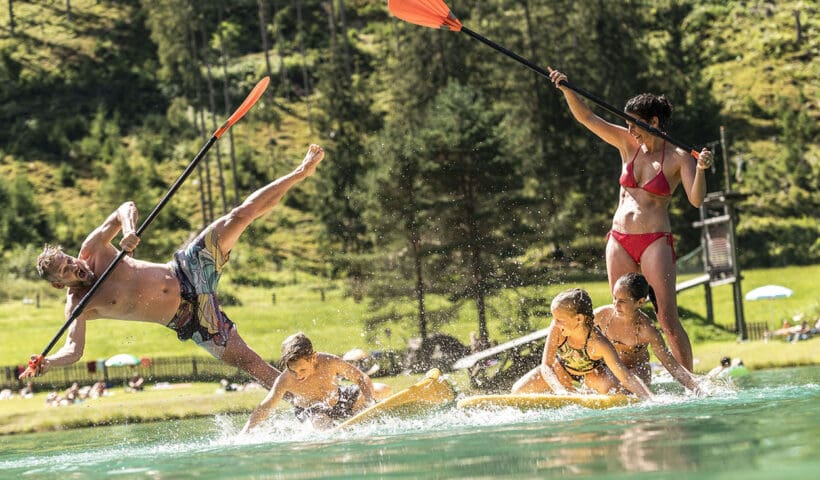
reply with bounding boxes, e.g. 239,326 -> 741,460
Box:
2,264 -> 817,366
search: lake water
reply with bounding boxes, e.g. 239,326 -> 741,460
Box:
1,366 -> 818,479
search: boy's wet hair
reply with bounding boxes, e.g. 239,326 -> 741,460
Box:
616,272 -> 659,314
551,288 -> 594,323
280,332 -> 314,370
37,244 -> 63,281
624,93 -> 673,130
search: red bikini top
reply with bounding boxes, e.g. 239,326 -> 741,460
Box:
619,142 -> 672,196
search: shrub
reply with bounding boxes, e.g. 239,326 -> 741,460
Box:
737,216 -> 820,267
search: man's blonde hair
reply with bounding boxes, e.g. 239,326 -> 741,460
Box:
37,244 -> 63,281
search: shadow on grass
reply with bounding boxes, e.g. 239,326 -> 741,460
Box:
680,307 -> 736,343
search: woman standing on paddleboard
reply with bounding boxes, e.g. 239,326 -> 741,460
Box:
595,273 -> 701,393
548,69 -> 714,371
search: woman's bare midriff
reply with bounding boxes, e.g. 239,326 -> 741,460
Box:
611,187 -> 673,233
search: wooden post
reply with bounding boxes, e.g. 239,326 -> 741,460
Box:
720,126 -> 731,192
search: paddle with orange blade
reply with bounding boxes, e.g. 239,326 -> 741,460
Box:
21,77 -> 271,379
388,0 -> 702,160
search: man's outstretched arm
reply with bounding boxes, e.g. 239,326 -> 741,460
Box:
81,201 -> 140,254
19,310 -> 89,378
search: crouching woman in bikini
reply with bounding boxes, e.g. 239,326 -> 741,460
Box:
595,273 -> 701,394
512,288 -> 653,401
547,68 -> 714,371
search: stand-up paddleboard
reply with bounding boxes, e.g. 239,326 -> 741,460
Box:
457,393 -> 635,410
336,368 -> 456,429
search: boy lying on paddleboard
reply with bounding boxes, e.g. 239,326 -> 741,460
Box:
241,332 -> 387,432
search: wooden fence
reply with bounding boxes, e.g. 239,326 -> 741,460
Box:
2,356 -> 258,392
745,321 -> 768,341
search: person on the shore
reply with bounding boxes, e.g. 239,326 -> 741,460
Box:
241,332 -> 377,432
23,145 -> 326,389
595,273 -> 701,393
548,68 -> 714,371
512,288 -> 653,400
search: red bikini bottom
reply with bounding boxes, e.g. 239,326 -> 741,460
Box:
607,230 -> 676,265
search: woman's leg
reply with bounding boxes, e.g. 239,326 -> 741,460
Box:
640,238 -> 693,370
606,235 -> 640,293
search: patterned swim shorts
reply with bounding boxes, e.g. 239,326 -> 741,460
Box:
167,226 -> 235,359
293,385 -> 361,423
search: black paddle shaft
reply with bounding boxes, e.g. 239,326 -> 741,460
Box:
459,26 -> 700,157
39,136 -> 218,357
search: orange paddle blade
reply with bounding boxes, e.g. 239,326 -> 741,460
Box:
214,76 -> 270,139
388,0 -> 462,31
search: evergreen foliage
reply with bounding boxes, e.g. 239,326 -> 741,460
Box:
0,0 -> 816,342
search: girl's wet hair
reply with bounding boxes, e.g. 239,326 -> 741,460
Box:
551,288 -> 594,324
616,272 -> 658,314
280,332 -> 314,370
624,93 -> 672,130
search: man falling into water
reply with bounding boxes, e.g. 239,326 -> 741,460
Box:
22,145 -> 325,389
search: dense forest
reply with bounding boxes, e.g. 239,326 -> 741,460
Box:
0,1 -> 817,344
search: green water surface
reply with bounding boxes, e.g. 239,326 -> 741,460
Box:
1,366 -> 818,479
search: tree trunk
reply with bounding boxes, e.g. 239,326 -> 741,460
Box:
336,0 -> 353,77
190,29 -> 213,224
466,177 -> 489,347
795,9 -> 803,44
471,242 -> 489,349
408,205 -> 427,339
201,29 -> 228,215
296,0 -> 314,133
218,7 -> 240,203
257,0 -> 273,79
199,103 -> 215,224
271,0 -> 289,98
324,1 -> 339,58
193,106 -> 211,228
8,0 -> 14,36
66,0 -> 71,21
523,0 -> 549,139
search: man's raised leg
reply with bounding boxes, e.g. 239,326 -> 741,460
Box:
221,329 -> 281,389
211,144 -> 324,256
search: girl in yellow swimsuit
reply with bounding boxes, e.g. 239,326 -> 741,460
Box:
512,288 -> 653,400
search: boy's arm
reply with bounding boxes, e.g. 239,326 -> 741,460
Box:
335,358 -> 376,405
241,377 -> 288,434
81,202 -> 140,254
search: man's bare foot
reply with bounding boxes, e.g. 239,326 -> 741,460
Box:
300,144 -> 325,177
